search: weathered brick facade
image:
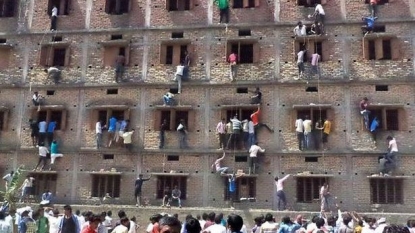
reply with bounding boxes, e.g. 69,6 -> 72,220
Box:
0,0 -> 414,212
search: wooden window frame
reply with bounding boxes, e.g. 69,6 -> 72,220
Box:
0,0 -> 16,17
292,107 -> 332,131
366,106 -> 404,131
232,0 -> 260,8
166,0 -> 194,11
296,177 -> 328,203
224,176 -> 256,201
90,108 -> 130,130
105,0 -> 131,15
40,45 -> 70,67
103,45 -> 131,67
160,42 -> 192,66
370,178 -> 403,204
363,38 -> 400,61
91,174 -> 121,198
154,109 -> 195,132
156,175 -> 187,199
296,0 -> 326,7
226,40 -> 259,64
295,39 -> 328,62
47,0 -> 70,16
0,109 -> 9,131
29,173 -> 58,196
221,107 -> 258,122
32,108 -> 67,131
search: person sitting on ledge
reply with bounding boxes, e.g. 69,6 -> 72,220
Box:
163,92 -> 175,106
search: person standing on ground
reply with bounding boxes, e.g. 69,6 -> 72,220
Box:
34,142 -> 49,171
216,118 -> 227,150
275,174 -> 290,211
115,52 -> 126,83
303,116 -> 312,150
204,215 -> 226,233
214,0 -> 229,24
18,210 -> 31,233
212,151 -> 229,175
36,208 -> 49,233
19,175 -> 34,203
50,140 -> 63,170
50,6 -> 58,31
228,51 -> 237,81
134,174 -> 151,207
177,119 -> 188,149
360,97 -> 370,130
159,217 -> 182,233
248,143 -> 265,175
295,116 -> 304,151
121,129 -> 135,152
29,119 -> 39,147
108,116 -> 117,147
259,213 -> 278,233
174,63 -> 185,94
0,211 -> 12,233
58,205 -> 80,233
159,119 -> 168,149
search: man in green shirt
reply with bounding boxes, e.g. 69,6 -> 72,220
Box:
36,208 -> 49,233
214,0 -> 229,23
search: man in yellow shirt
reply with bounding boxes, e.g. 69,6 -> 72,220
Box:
317,118 -> 331,150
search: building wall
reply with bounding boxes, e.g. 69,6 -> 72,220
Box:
0,0 -> 414,211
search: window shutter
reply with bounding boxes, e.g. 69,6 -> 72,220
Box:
165,0 -> 170,11
391,38 -> 401,61
243,0 -> 249,7
170,110 -> 177,131
172,45 -> 181,66
253,42 -> 260,63
64,47 -> 71,67
398,108 -> 406,131
255,0 -> 260,7
320,0 -> 327,5
91,109 -> 98,130
363,39 -> 369,60
124,108 -> 131,121
375,39 -> 384,60
105,0 -> 110,13
187,110 -> 195,131
2,110 -> 8,131
189,0 -> 194,10
60,109 -> 67,130
154,110 -> 161,131
186,44 -> 194,66
40,46 -> 48,66
47,48 -> 54,66
159,44 -> 167,64
321,41 -> 329,62
125,45 -> 131,66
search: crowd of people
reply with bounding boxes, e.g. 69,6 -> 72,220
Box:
2,204 -> 414,233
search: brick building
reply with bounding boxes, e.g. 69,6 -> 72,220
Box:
0,0 -> 414,212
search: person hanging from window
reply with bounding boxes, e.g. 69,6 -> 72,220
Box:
295,116 -> 304,151
177,119 -> 189,149
115,50 -> 126,83
379,136 -> 398,176
359,97 -> 370,130
275,174 -> 290,211
214,0 -> 229,24
316,117 -> 332,151
50,140 -> 64,170
319,183 -> 331,213
34,142 -> 49,171
311,3 -> 325,34
370,116 -> 380,144
228,51 -> 237,81
226,115 -> 241,150
296,48 -> 306,80
171,185 -> 182,208
311,52 -> 320,78
121,128 -> 135,152
32,92 -> 45,111
183,50 -> 191,80
310,21 -> 322,36
163,92 -> 175,106
50,6 -> 58,31
250,106 -> 274,144
211,151 -> 229,175
227,173 -> 237,209
45,67 -> 61,84
46,120 -> 56,147
159,119 -> 168,149
174,63 -> 185,94
248,143 -> 265,175
368,0 -> 379,17
362,16 -> 378,35
29,119 -> 39,147
107,115 -> 117,148
250,87 -> 262,104
293,21 -> 307,37
302,115 -> 312,150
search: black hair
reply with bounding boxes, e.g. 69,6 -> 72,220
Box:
208,212 -> 215,221
316,218 -> 325,228
282,216 -> 291,224
214,215 -> 222,224
75,210 -> 80,215
227,214 -> 243,232
107,211 -> 112,216
343,216 -> 352,226
63,205 -> 72,211
118,210 -> 126,218
265,213 -> 273,222
159,216 -> 182,230
202,213 -> 208,221
186,217 -> 202,233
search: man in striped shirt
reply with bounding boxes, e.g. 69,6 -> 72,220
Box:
227,116 -> 241,150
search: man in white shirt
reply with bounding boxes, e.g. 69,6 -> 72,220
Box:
46,67 -> 61,84
174,64 -> 185,94
311,52 -> 320,77
34,143 -> 49,171
216,118 -> 226,150
112,217 -> 129,233
302,116 -> 312,150
295,117 -> 304,151
248,143 -> 265,174
19,176 -> 35,203
275,174 -> 290,211
248,120 -> 255,148
293,21 -> 306,37
204,216 -> 226,233
380,136 -> 398,176
96,121 -> 105,149
211,151 -> 228,175
44,208 -> 60,233
2,171 -> 13,190
296,49 -> 306,80
51,6 -> 58,31
122,129 -> 135,152
0,211 -> 12,233
374,218 -> 387,233
259,213 -> 278,233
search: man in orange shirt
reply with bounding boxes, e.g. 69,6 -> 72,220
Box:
250,106 -> 274,143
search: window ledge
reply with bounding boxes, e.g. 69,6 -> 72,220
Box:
28,170 -> 58,174
218,104 -> 259,110
33,105 -> 66,110
364,33 -> 397,40
294,174 -> 333,178
0,43 -> 13,49
99,40 -> 130,47
160,39 -> 192,45
294,35 -> 328,42
367,175 -> 410,179
367,103 -> 405,108
153,105 -> 192,110
151,172 -> 189,176
292,104 -> 332,109
41,41 -> 70,47
86,104 -> 130,110
88,171 -> 123,175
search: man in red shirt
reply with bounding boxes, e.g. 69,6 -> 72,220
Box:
81,215 -> 101,233
228,52 -> 237,81
251,106 -> 274,143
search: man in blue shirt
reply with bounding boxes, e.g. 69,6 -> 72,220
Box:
47,120 -> 56,146
38,119 -> 47,146
362,16 -> 378,35
228,174 -> 236,209
107,116 -> 117,147
277,216 -> 300,233
18,210 -> 30,233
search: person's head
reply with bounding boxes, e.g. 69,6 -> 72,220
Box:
34,91 -> 38,95
118,210 -> 126,218
363,97 -> 368,101
297,21 -> 302,26
264,213 -> 273,222
131,216 -> 137,222
311,215 -> 320,223
202,212 -> 208,221
165,186 -> 170,191
327,216 -> 337,227
100,212 -> 106,221
88,215 -> 101,229
274,176 -> 279,181
63,205 -> 72,216
316,217 -> 325,228
52,208 -> 59,217
322,182 -> 328,188
138,174 -> 143,178
21,211 -> 29,217
107,211 -> 112,217
184,50 -> 189,55
163,119 -> 167,124
174,185 -> 178,190
151,214 -> 163,224
305,115 -> 309,120
180,119 -> 185,123
39,142 -> 45,147
233,115 -> 237,119
343,216 -> 352,226
208,212 -> 215,222
214,215 -> 222,224
9,171 -> 13,175
227,214 -> 243,232
221,118 -> 225,123
120,216 -> 130,227
282,216 -> 291,225
173,213 -> 179,219
386,136 -> 393,141
52,140 -> 57,144
254,216 -> 263,226
159,216 -> 182,233
186,217 -> 201,233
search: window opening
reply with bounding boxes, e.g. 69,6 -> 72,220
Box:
111,35 -> 123,40
103,154 -> 114,160
52,48 -> 66,66
235,155 -> 248,162
172,32 -> 184,38
375,85 -> 388,91
107,89 -> 118,95
92,175 -> 121,198
238,30 -> 251,37
167,155 -> 180,161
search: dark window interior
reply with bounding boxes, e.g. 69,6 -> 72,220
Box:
52,48 -> 66,66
